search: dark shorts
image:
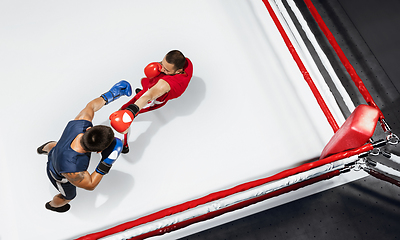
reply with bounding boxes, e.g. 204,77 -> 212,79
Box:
46,162 -> 77,200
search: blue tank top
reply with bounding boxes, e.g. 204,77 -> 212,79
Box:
48,120 -> 93,180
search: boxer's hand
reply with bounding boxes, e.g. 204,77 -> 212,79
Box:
101,80 -> 132,105
144,62 -> 162,79
96,138 -> 123,175
109,104 -> 139,134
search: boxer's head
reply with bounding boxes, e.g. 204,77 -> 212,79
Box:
160,50 -> 186,75
80,125 -> 114,152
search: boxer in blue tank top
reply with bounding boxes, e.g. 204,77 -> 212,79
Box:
37,81 -> 131,213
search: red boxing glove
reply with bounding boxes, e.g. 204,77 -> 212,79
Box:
109,110 -> 135,133
144,62 -> 162,79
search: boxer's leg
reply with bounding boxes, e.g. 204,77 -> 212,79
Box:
46,163 -> 76,213
46,194 -> 71,213
37,141 -> 57,155
122,89 -> 142,154
122,132 -> 129,154
121,80 -> 149,154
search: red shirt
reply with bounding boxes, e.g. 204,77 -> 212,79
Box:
121,58 -> 193,114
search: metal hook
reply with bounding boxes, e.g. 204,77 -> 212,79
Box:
387,133 -> 399,145
370,148 -> 380,156
353,158 -> 366,171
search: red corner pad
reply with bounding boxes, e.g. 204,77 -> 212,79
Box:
320,105 -> 379,159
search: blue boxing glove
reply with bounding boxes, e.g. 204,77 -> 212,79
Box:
101,80 -> 132,105
96,138 -> 123,175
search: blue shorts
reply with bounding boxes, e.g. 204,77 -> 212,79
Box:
46,162 -> 77,200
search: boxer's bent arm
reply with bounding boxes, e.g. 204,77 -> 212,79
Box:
62,171 -> 103,191
134,79 -> 170,109
75,97 -> 107,121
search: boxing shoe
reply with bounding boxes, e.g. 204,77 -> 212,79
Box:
122,145 -> 129,154
45,202 -> 71,213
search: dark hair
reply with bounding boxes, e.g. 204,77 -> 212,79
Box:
165,50 -> 186,70
80,125 -> 114,152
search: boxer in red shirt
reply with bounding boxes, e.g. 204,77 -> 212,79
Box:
112,50 -> 193,153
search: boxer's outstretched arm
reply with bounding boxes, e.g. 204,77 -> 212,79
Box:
75,80 -> 132,122
110,80 -> 171,134
75,97 -> 106,122
134,79 -> 170,110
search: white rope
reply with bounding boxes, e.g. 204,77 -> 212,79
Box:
286,0 -> 356,113
374,162 -> 400,178
270,0 -> 346,126
388,153 -> 400,165
100,155 -> 358,240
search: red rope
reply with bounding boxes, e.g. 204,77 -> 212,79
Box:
75,144 -> 372,240
302,0 -> 386,124
129,169 -> 342,240
364,168 -> 400,187
261,0 -> 339,132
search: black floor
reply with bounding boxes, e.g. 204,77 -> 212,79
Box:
178,0 -> 400,239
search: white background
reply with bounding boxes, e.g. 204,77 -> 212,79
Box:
0,0 -> 366,239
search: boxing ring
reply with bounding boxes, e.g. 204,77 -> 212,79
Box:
0,0 -> 399,240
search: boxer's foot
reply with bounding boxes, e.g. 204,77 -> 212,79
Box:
37,141 -> 56,155
122,145 -> 129,154
45,202 -> 70,213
